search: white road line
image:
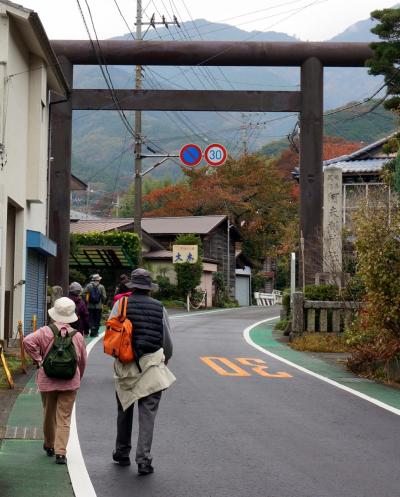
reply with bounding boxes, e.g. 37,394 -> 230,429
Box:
243,317 -> 400,417
170,307 -> 247,319
67,333 -> 104,497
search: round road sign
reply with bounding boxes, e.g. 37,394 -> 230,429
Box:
179,143 -> 202,167
204,143 -> 227,167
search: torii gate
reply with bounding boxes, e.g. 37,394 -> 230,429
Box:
48,40 -> 373,291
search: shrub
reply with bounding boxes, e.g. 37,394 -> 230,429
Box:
153,275 -> 179,300
345,195 -> 400,378
304,284 -> 339,301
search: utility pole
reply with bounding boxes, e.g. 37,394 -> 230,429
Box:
133,2 -> 180,251
241,113 -> 248,156
240,113 -> 266,156
134,0 -> 143,242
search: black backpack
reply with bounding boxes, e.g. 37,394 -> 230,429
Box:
42,324 -> 78,380
88,284 -> 102,305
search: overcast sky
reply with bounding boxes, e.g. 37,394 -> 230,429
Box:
23,0 -> 395,41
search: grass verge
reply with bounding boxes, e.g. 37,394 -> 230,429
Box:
290,332 -> 351,353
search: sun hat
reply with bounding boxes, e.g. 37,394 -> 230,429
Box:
91,274 -> 102,281
69,282 -> 83,295
48,297 -> 78,324
126,268 -> 158,291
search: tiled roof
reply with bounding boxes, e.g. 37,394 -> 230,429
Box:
70,215 -> 228,236
70,219 -> 133,234
324,132 -> 397,167
143,250 -> 172,259
324,158 -> 389,174
142,215 -> 227,234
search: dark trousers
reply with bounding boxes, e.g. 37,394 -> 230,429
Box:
88,308 -> 102,335
115,391 -> 162,464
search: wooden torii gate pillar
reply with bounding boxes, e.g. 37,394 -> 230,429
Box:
48,41 -> 373,291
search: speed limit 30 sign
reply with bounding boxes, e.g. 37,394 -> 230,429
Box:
204,143 -> 227,167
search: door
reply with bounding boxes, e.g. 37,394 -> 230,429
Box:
24,249 -> 46,334
235,275 -> 250,306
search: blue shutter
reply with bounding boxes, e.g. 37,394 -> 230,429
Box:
24,250 -> 46,334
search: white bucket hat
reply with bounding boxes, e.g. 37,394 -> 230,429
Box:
48,297 -> 78,324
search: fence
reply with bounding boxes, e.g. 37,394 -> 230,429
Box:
254,290 -> 282,306
292,291 -> 363,334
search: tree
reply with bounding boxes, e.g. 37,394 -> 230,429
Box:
144,154 -> 299,265
116,176 -> 174,217
368,7 -> 400,113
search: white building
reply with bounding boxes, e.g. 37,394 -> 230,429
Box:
0,1 -> 67,341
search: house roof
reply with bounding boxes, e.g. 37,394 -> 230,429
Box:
324,158 -> 389,174
1,1 -> 69,95
69,219 -> 164,251
143,250 -> 172,260
324,132 -> 397,168
70,219 -> 133,234
71,174 -> 87,191
70,215 -> 229,236
142,215 -> 227,235
321,132 -> 397,175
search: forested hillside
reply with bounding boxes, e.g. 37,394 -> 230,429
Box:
71,15 -> 394,194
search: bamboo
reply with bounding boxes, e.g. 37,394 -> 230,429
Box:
18,320 -> 27,374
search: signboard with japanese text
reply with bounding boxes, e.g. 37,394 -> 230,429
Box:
172,245 -> 198,264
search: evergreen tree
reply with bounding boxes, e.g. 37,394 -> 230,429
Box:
368,7 -> 400,113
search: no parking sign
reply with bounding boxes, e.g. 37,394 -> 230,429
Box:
179,143 -> 202,167
204,143 -> 227,167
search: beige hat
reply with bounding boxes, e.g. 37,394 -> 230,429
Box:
48,297 -> 78,324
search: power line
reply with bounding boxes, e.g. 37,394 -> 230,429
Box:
76,0 -> 136,138
193,0 -> 328,67
153,0 -> 324,40
112,0 -> 136,38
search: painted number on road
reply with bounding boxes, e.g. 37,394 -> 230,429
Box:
200,357 -> 292,378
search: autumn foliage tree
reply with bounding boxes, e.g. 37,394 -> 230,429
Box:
142,154 -> 299,264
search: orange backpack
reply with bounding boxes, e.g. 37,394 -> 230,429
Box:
103,297 -> 134,363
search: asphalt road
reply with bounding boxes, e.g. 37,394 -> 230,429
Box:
76,307 -> 400,497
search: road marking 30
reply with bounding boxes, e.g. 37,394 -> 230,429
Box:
201,356 -> 292,378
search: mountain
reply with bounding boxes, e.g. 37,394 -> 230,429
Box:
260,101 -> 397,157
72,15 -> 391,192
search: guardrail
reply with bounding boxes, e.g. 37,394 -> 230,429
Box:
254,290 -> 282,306
292,291 -> 363,334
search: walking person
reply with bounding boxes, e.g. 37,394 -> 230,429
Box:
113,274 -> 132,305
23,297 -> 87,464
68,282 -> 90,335
84,273 -> 107,337
110,268 -> 175,475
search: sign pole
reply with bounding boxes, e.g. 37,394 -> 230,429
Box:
290,252 -> 296,304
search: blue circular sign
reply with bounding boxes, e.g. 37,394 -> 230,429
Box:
179,143 -> 202,167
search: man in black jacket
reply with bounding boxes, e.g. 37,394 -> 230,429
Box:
112,268 -> 175,475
